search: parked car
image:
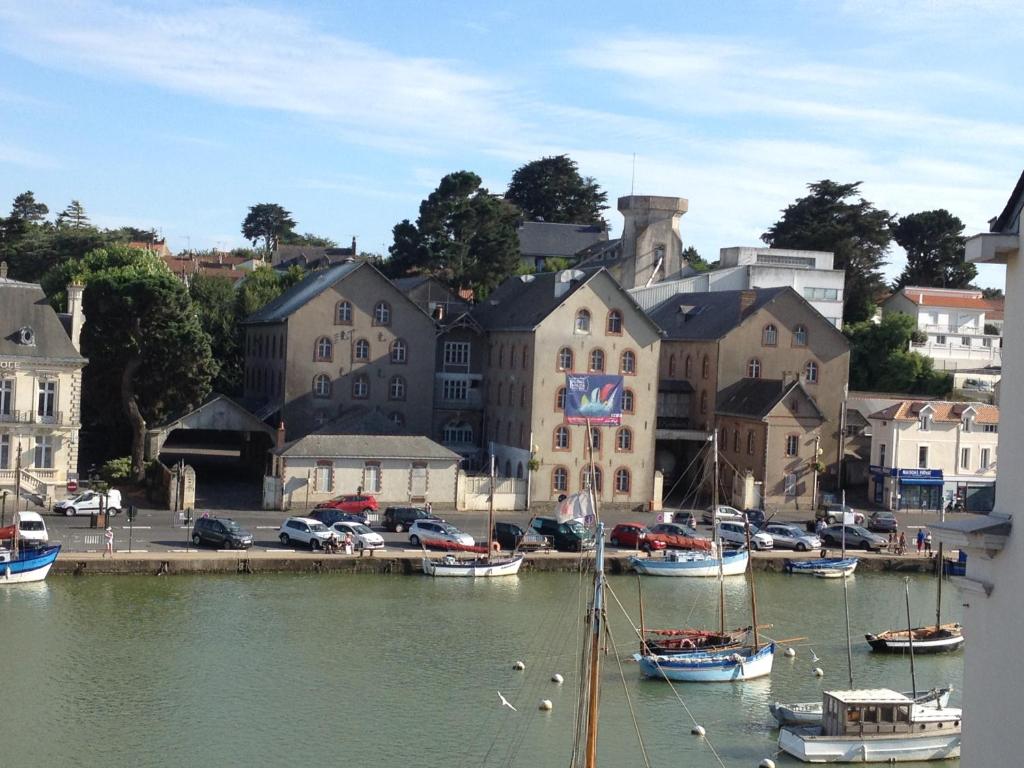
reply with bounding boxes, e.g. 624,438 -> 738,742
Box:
650,522 -> 700,538
493,521 -> 548,551
816,503 -> 865,526
648,523 -> 712,551
15,511 -> 48,545
310,508 -> 368,527
53,489 -> 123,516
278,517 -> 336,550
717,520 -> 773,550
407,519 -> 474,548
867,511 -> 898,533
529,516 -> 595,552
743,509 -> 768,529
314,494 -> 378,516
330,521 -> 385,551
382,506 -> 431,533
701,505 -> 746,525
762,522 -> 819,552
820,524 -> 887,552
192,516 -> 253,549
671,510 -> 700,527
608,523 -> 668,552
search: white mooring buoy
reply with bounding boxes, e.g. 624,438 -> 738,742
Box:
759,758 -> 776,768
813,667 -> 824,677
513,661 -> 525,671
691,725 -> 706,737
539,699 -> 553,711
784,647 -> 796,658
551,673 -> 564,684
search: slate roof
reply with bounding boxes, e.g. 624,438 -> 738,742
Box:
645,288 -> 788,341
242,261 -> 363,324
277,433 -> 460,461
0,279 -> 86,363
271,242 -> 357,268
517,221 -> 607,258
716,378 -> 824,420
991,168 -> 1024,233
868,400 -> 999,424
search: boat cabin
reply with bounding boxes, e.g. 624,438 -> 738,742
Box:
821,690 -> 959,737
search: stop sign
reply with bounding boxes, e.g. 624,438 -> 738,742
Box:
67,479 -> 78,492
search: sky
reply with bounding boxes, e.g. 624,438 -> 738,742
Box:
1,0 -> 1021,289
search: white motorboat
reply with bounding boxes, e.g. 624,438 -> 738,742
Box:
778,689 -> 961,763
770,687 -> 953,727
422,553 -> 524,577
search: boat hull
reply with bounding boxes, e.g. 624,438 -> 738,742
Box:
786,558 -> 859,578
630,549 -> 748,577
0,544 -> 61,584
422,554 -> 524,577
636,642 -> 775,682
778,725 -> 960,763
865,626 -> 964,654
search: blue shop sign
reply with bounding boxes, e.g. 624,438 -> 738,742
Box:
897,468 -> 943,485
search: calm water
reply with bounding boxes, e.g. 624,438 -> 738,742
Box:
0,570 -> 963,767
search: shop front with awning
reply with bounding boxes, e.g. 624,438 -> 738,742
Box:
871,466 -> 944,511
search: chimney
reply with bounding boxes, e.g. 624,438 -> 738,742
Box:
276,420 -> 287,450
739,289 -> 757,319
351,236 -> 357,254
67,283 -> 85,352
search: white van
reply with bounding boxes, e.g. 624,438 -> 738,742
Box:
17,511 -> 49,544
53,489 -> 123,516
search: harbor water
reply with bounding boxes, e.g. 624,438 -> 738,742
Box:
0,570 -> 963,767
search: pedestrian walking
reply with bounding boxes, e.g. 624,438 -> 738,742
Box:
887,531 -> 896,554
104,526 -> 114,557
897,531 -> 907,555
344,532 -> 354,555
916,528 -> 926,554
925,530 -> 933,556
424,501 -> 432,517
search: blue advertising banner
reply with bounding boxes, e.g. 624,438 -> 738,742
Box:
565,374 -> 623,426
897,468 -> 943,485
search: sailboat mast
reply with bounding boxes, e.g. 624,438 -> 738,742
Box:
713,432 -> 725,636
905,577 -> 918,700
584,522 -> 606,768
935,541 -> 943,630
486,454 -> 495,561
743,518 -> 760,651
843,568 -> 854,688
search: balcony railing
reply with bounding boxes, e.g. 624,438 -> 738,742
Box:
921,324 -> 992,335
0,410 -> 68,425
434,390 -> 483,410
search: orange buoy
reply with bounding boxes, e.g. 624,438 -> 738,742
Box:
491,541 -> 501,553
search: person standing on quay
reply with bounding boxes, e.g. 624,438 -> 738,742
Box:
925,530 -> 933,556
916,528 -> 926,554
897,531 -> 907,555
104,526 -> 114,557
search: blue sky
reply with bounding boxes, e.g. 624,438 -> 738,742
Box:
1,0 -> 1021,288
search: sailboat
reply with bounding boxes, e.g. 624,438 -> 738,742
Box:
0,512 -> 61,584
421,456 -> 523,577
865,543 -> 964,653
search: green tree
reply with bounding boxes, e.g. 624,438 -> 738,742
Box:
241,203 -> 296,254
980,287 -> 1003,299
763,180 -> 893,324
845,314 -> 951,395
279,231 -> 337,247
190,274 -> 244,394
10,191 -> 49,224
5,224 -> 115,284
683,245 -> 712,273
505,155 -> 608,226
386,171 -> 521,296
237,264 -> 304,317
56,200 -> 90,228
892,209 -> 976,289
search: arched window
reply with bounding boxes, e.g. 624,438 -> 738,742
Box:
336,301 -> 352,325
614,468 -> 631,494
354,339 -> 370,361
746,358 -> 761,378
589,348 -> 605,372
793,325 -> 808,346
312,374 -> 331,398
389,375 -> 406,400
804,360 -> 819,384
575,309 -> 591,333
620,350 -> 636,375
510,346 -> 517,368
373,301 -> 391,325
520,386 -> 526,407
516,462 -> 524,479
589,427 -> 601,452
762,324 -> 778,346
390,339 -> 407,364
497,382 -> 504,406
747,430 -> 755,455
315,336 -> 333,362
389,411 -> 405,428
700,390 -> 707,414
623,389 -> 635,414
582,465 -> 603,493
702,355 -> 710,379
685,355 -> 692,378
555,387 -> 566,411
505,460 -> 512,477
504,422 -> 511,443
552,466 -> 568,493
668,354 -> 677,377
606,310 -> 623,334
498,345 -> 505,368
616,427 -> 633,452
352,374 -> 368,399
554,425 -> 570,450
443,421 -> 473,444
557,347 -> 574,371
493,419 -> 501,441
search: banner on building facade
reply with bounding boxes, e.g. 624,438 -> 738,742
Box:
564,374 -> 623,426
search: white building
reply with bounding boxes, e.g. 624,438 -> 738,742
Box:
867,400 -> 998,512
932,170 -> 1023,767
630,246 -> 845,327
882,286 -> 1002,371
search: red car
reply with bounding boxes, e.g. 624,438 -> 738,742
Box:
314,494 -> 379,515
608,523 -> 667,552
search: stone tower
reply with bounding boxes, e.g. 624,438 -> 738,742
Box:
617,195 -> 689,289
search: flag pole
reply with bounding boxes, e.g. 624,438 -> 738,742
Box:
586,416 -> 600,525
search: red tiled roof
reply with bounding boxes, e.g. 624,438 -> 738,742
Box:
868,400 -> 999,424
898,287 -> 999,312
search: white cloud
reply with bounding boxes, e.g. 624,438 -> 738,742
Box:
0,142 -> 59,169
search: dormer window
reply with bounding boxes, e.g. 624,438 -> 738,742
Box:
919,415 -> 930,431
17,326 -> 35,346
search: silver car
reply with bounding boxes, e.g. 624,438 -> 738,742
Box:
762,523 -> 820,552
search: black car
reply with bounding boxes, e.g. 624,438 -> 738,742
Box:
743,509 -> 768,528
191,517 -> 254,549
493,521 -> 548,551
309,508 -> 368,527
529,516 -> 595,552
382,506 -> 431,533
820,524 -> 887,552
867,511 -> 898,533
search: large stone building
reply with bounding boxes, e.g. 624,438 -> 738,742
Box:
0,266 -> 87,506
241,261 -> 436,440
473,268 -> 662,506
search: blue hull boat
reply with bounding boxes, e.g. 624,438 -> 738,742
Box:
631,548 -> 748,577
784,557 -> 858,577
0,544 -> 61,584
635,642 -> 776,682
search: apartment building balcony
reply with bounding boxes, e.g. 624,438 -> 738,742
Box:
910,341 -> 1002,371
921,324 -> 991,335
433,374 -> 483,410
0,410 -> 71,426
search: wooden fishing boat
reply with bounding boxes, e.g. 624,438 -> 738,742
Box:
770,687 -> 953,727
641,626 -> 748,655
636,642 -> 775,682
785,557 -> 859,578
630,547 -> 748,577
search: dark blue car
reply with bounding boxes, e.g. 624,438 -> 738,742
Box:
309,508 -> 368,526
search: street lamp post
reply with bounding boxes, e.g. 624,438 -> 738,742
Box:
1,489 -> 8,527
